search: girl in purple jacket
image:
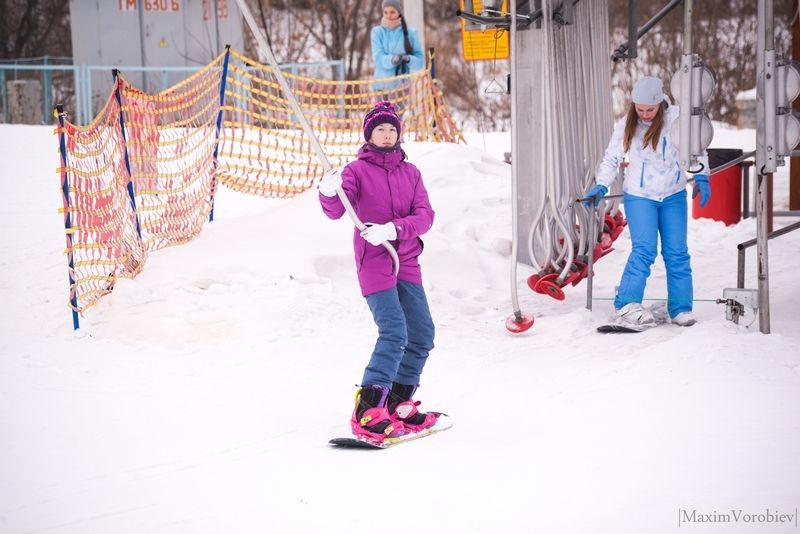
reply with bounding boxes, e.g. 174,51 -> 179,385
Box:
318,101 -> 443,444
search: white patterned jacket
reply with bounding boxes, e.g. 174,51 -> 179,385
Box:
595,104 -> 709,201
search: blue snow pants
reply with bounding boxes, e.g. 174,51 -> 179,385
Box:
362,281 -> 435,388
614,190 -> 693,318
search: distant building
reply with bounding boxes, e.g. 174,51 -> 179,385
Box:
69,0 -> 244,97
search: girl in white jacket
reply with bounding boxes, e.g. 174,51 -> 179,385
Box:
584,76 -> 711,330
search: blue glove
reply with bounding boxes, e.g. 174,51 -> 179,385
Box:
692,174 -> 711,208
582,184 -> 608,208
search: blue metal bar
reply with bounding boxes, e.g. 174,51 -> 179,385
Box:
2,59 -> 346,125
43,56 -> 52,124
79,64 -> 87,125
112,69 -> 143,240
91,65 -> 209,73
0,56 -> 71,64
84,64 -> 93,125
1,70 -> 6,123
0,64 -> 80,72
209,45 -> 232,223
55,105 -> 80,330
430,48 -> 437,129
0,64 -> 81,124
336,61 -> 345,119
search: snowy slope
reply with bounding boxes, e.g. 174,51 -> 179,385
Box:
0,124 -> 798,534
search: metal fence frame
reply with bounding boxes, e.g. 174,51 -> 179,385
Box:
1,58 -> 346,126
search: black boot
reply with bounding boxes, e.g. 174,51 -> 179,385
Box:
353,384 -> 396,435
388,382 -> 428,426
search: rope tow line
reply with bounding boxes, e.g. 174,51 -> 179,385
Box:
233,0 -> 400,275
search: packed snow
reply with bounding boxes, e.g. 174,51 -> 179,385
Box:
0,123 -> 798,533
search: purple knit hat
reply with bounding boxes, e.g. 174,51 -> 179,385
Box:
363,101 -> 402,141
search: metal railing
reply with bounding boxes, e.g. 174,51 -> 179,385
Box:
736,220 -> 800,288
0,64 -> 83,124
1,58 -> 346,126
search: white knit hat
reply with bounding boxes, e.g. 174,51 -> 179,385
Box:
632,76 -> 665,105
382,0 -> 403,13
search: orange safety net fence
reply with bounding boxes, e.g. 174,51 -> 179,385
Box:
120,56 -> 224,251
55,48 -> 463,322
217,49 -> 462,198
56,85 -> 146,316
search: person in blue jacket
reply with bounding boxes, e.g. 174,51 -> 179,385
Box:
371,0 -> 424,92
584,76 -> 712,330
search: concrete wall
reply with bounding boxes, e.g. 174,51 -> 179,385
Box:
7,81 -> 43,124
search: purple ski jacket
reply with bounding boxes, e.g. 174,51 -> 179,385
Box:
319,143 -> 435,297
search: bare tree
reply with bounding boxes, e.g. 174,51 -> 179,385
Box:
2,0 -> 794,129
247,0 -> 381,80
0,0 -> 71,59
423,2 -> 510,130
608,0 -> 794,123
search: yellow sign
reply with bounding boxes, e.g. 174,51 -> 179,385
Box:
460,0 -> 510,61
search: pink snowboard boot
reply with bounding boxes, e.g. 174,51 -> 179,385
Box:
388,383 -> 441,433
351,385 -> 406,444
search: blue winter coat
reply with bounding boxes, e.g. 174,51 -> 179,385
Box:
371,24 -> 425,92
319,144 -> 434,297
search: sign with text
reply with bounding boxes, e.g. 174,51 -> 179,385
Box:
460,0 -> 509,61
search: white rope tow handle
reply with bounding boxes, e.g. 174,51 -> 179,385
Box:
233,0 -> 400,275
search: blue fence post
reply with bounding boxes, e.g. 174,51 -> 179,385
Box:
80,64 -> 88,125
1,70 -> 6,123
112,69 -> 143,240
429,48 -> 437,130
209,45 -> 232,223
43,56 -> 52,124
336,60 -> 345,120
55,105 -> 81,330
86,65 -> 95,124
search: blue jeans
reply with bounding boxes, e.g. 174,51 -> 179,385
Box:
362,281 -> 435,388
615,190 -> 693,318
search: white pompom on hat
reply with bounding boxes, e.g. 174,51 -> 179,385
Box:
382,0 -> 403,13
631,76 -> 665,105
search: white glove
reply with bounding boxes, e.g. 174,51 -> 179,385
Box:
360,221 -> 397,245
318,168 -> 342,197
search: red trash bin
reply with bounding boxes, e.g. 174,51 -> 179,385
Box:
692,148 -> 743,226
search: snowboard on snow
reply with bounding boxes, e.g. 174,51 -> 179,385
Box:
596,324 -> 645,333
329,415 -> 453,450
596,301 -> 671,334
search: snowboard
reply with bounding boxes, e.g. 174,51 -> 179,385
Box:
329,415 -> 453,450
596,324 -> 645,333
596,301 -> 671,334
